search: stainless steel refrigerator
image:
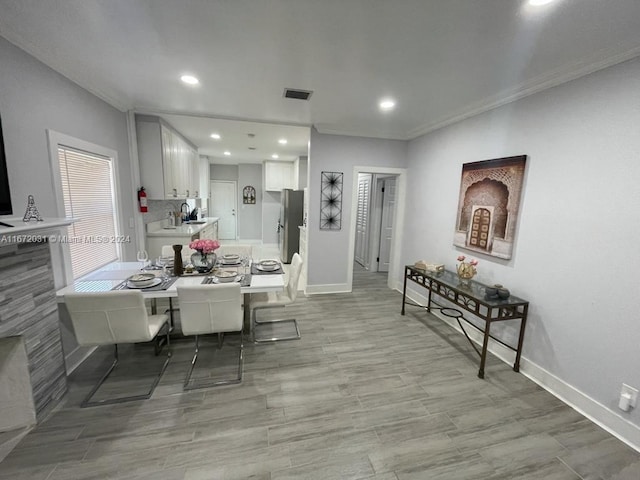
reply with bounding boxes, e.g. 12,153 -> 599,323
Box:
278,189 -> 304,263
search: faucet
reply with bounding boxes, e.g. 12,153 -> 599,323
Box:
180,202 -> 190,222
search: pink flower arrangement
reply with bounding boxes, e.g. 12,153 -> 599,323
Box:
457,255 -> 478,266
189,238 -> 220,254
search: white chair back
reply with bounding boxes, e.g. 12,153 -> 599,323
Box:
161,244 -> 197,262
65,291 -> 155,345
217,244 -> 253,259
177,283 -> 242,336
286,253 -> 303,302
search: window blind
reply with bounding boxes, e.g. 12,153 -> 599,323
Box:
58,146 -> 118,279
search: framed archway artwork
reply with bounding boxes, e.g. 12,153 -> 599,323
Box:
320,171 -> 343,230
453,155 -> 527,260
242,185 -> 256,204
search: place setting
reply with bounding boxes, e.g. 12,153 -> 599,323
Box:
202,270 -> 251,286
251,259 -> 284,275
112,271 -> 179,291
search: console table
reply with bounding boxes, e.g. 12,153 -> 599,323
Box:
401,265 -> 529,378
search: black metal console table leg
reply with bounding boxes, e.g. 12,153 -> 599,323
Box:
513,304 -> 529,372
401,268 -> 408,315
478,321 -> 491,379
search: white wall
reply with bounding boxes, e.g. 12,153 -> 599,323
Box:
0,36 -> 135,371
0,37 -> 135,263
307,129 -> 407,288
404,57 -> 640,443
238,164 -> 262,240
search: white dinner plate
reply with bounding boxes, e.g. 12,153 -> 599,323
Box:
127,277 -> 162,289
209,275 -> 243,284
220,259 -> 241,265
256,264 -> 279,272
258,259 -> 278,266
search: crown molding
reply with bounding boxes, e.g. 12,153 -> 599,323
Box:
407,45 -> 640,140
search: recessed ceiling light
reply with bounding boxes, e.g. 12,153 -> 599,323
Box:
271,154 -> 279,159
278,138 -> 288,145
528,0 -> 554,6
210,133 -> 221,140
223,151 -> 231,156
180,75 -> 199,85
379,98 -> 396,111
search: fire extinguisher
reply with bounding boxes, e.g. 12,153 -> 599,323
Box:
137,187 -> 148,213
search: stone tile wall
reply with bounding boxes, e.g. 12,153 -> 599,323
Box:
0,240 -> 67,421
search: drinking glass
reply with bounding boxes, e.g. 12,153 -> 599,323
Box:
156,256 -> 169,279
241,255 -> 251,275
136,250 -> 149,270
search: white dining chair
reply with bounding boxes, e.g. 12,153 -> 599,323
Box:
177,283 -> 244,390
64,290 -> 172,407
251,252 -> 303,343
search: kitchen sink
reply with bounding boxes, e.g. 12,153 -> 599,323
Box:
185,221 -> 207,224
163,227 -> 177,230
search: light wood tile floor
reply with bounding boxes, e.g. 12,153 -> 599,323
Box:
2,267 -> 639,479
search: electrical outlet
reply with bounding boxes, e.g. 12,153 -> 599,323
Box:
620,384 -> 638,410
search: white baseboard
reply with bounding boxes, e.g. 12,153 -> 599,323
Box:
401,287 -> 640,453
305,283 -> 351,295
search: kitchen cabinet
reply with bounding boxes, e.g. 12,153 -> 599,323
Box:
199,220 -> 218,240
137,116 -> 199,199
264,161 -> 295,191
144,218 -> 219,259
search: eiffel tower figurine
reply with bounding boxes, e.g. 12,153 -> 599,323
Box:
23,195 -> 44,222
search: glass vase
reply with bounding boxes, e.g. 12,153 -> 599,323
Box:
191,251 -> 216,273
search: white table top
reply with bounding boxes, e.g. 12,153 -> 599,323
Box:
56,261 -> 284,300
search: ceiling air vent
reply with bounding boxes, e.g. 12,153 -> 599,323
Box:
283,88 -> 313,100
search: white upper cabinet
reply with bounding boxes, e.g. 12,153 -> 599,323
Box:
264,160 -> 295,191
137,116 -> 199,199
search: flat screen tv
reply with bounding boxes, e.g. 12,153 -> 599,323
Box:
0,114 -> 13,218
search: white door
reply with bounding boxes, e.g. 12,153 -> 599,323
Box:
355,173 -> 372,267
378,177 -> 396,272
210,180 -> 237,240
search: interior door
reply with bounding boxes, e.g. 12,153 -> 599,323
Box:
355,173 -> 372,267
210,180 -> 237,240
378,177 -> 396,272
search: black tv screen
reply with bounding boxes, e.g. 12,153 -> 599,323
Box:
0,115 -> 13,216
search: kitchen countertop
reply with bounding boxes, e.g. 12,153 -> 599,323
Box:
146,217 -> 218,238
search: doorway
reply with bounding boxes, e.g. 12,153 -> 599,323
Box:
347,166 -> 406,292
210,180 -> 237,240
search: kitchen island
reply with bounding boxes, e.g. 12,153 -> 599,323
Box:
145,217 -> 218,259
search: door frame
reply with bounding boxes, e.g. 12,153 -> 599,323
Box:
369,175 -> 397,274
347,166 -> 407,292
210,180 -> 238,240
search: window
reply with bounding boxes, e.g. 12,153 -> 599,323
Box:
58,145 -> 119,279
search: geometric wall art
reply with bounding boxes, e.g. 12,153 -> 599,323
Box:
320,171 -> 343,230
453,155 -> 527,260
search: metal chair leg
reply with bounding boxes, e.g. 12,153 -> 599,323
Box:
252,305 -> 301,343
183,332 -> 244,391
81,320 -> 172,408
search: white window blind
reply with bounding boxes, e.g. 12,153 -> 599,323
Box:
58,146 -> 118,279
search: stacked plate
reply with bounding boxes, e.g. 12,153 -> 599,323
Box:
214,270 -> 239,283
255,259 -> 280,272
220,254 -> 241,265
127,273 -> 160,289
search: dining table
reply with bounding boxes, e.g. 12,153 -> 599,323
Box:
55,261 -> 285,335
